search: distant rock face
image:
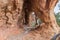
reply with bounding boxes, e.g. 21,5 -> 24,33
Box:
23,0 -> 58,23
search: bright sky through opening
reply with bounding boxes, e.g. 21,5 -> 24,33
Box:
54,0 -> 60,13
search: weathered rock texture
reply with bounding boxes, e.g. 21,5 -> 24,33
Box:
0,0 -> 60,40
0,0 -> 23,27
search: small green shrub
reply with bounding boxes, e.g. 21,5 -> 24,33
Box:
55,12 -> 60,26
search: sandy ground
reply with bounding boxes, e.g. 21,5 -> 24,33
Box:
0,24 -> 55,40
